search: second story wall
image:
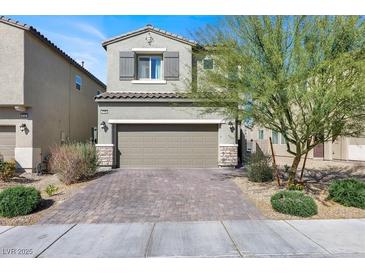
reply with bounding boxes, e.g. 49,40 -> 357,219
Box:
106,31 -> 193,92
23,32 -> 105,155
0,23 -> 25,105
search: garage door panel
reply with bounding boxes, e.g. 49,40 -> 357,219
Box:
117,124 -> 218,168
0,126 -> 16,161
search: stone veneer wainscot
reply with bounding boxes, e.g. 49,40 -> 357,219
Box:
219,144 -> 238,167
96,144 -> 114,167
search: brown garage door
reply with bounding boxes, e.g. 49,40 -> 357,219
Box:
117,124 -> 218,168
0,126 -> 16,161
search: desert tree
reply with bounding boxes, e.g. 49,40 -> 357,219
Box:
188,16 -> 365,184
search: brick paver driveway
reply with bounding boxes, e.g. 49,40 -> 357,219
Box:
40,169 -> 262,224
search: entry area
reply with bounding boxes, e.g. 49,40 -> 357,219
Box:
117,124 -> 218,168
0,126 -> 15,161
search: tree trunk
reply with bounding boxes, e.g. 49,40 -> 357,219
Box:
288,154 -> 301,185
299,150 -> 309,183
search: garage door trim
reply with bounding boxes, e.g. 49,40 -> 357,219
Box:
117,124 -> 219,168
109,119 -> 224,124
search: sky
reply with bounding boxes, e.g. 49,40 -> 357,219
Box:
10,16 -> 223,83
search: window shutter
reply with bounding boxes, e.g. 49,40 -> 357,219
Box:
163,51 -> 179,80
119,51 -> 135,80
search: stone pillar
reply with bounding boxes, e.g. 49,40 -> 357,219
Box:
95,144 -> 114,170
219,144 -> 238,167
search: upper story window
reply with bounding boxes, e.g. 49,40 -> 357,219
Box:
75,75 -> 82,91
272,131 -> 279,144
203,59 -> 214,70
272,130 -> 287,144
96,90 -> 101,96
258,129 -> 264,140
138,56 -> 162,80
280,134 -> 287,144
119,51 -> 178,82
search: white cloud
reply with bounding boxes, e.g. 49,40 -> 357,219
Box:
39,28 -> 106,82
73,22 -> 106,40
42,30 -> 100,47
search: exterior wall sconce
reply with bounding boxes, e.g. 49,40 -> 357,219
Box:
20,123 -> 27,132
228,121 -> 235,132
100,121 -> 107,131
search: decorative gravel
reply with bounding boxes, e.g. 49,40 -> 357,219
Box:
0,173 -> 93,226
235,176 -> 365,220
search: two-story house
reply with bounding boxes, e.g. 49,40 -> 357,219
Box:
95,25 -> 238,169
244,126 -> 365,166
0,17 -> 106,172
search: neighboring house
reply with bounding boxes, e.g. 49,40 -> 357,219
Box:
243,126 -> 365,166
95,25 -> 238,168
0,17 -> 106,172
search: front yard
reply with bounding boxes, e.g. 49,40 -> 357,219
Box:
235,167 -> 365,220
0,173 -> 93,226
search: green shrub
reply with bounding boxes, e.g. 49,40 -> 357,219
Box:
0,186 -> 41,217
328,179 -> 365,209
288,183 -> 304,191
0,160 -> 16,181
271,190 -> 318,217
45,184 -> 59,197
49,142 -> 99,184
247,152 -> 274,182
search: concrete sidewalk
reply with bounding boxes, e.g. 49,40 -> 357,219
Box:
0,219 -> 364,258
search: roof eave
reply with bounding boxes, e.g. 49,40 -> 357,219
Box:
0,16 -> 106,89
102,27 -> 199,49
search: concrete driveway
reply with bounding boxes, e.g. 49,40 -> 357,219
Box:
40,169 -> 262,224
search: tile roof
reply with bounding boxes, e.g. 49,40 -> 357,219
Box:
0,16 -> 106,89
102,24 -> 198,49
95,92 -> 191,100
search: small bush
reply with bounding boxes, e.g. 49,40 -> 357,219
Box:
247,152 -> 274,182
283,164 -> 290,173
0,186 -> 41,217
45,184 -> 59,197
288,183 -> 304,191
49,142 -> 99,184
271,190 -> 318,217
328,179 -> 365,209
0,160 -> 16,181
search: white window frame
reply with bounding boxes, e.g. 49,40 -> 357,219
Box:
271,130 -> 287,144
75,75 -> 82,91
258,129 -> 264,140
272,130 -> 279,144
137,55 -> 162,81
280,133 -> 287,144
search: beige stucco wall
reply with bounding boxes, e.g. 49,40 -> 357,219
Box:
97,102 -> 236,146
0,22 -> 105,170
0,107 -> 39,169
245,125 -> 365,163
0,23 -> 25,105
96,102 -> 237,168
23,32 -> 105,160
106,31 -> 192,92
0,108 -> 33,148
